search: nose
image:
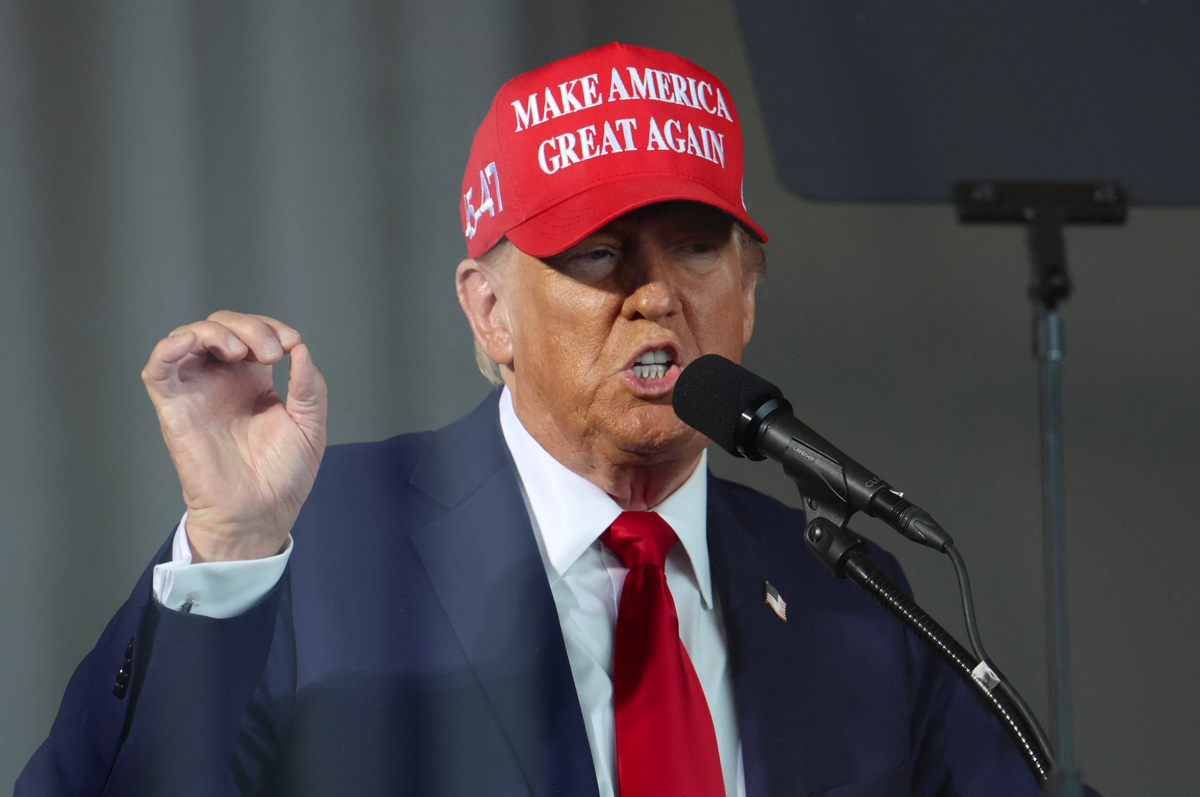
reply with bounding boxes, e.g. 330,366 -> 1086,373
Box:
620,245 -> 681,323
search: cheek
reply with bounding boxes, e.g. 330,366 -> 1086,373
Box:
551,289 -> 621,348
741,282 -> 756,344
514,287 -> 616,383
688,279 -> 750,346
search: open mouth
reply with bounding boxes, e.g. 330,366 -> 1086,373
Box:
630,348 -> 676,381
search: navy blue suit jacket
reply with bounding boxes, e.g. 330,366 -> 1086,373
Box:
20,392 -> 1040,796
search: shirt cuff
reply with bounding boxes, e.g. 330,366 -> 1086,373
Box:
151,512 -> 292,619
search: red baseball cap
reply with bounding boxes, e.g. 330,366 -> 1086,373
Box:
460,42 -> 768,259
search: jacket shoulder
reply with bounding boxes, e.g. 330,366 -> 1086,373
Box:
293,390 -> 507,541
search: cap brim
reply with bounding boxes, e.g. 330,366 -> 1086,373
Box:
503,175 -> 768,259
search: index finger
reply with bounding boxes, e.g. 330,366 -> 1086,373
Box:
207,310 -> 302,351
140,325 -> 245,393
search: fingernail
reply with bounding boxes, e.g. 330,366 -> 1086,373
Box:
228,336 -> 246,350
263,339 -> 282,357
280,328 -> 300,344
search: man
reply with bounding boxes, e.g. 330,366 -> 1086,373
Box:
19,43 -> 1038,796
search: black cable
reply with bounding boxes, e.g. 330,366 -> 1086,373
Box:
945,543 -> 990,663
944,542 -> 1056,773
840,552 -> 1056,783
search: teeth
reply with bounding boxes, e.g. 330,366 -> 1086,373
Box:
631,349 -> 674,381
635,349 -> 671,365
632,363 -> 668,380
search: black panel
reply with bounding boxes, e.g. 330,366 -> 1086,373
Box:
732,1 -> 1200,204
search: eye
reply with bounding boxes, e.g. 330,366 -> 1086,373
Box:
671,237 -> 723,270
578,246 -> 617,264
552,244 -> 620,283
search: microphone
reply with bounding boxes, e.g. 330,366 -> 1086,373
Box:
673,354 -> 951,551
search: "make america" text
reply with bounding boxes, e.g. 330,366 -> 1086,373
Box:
511,66 -> 734,133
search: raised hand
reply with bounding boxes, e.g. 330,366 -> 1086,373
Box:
141,311 -> 328,562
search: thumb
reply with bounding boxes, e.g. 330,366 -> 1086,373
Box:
285,343 -> 328,448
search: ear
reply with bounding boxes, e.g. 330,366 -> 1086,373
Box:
740,274 -> 757,347
456,257 -> 513,367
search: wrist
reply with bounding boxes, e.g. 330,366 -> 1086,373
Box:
185,522 -> 290,563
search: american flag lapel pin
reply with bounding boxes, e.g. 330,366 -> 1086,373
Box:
763,581 -> 787,622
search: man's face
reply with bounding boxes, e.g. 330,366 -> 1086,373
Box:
495,201 -> 757,470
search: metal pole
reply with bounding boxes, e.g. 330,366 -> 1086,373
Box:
1034,296 -> 1082,797
956,182 -> 1127,797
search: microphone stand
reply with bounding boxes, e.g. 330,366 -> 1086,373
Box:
956,181 -> 1127,797
800,508 -> 1055,784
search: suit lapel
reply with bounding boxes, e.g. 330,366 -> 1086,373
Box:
409,394 -> 598,797
709,475 -> 855,797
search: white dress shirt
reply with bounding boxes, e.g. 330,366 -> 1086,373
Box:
153,388 -> 745,796
497,389 -> 745,797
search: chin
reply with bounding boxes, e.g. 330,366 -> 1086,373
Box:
608,411 -> 704,462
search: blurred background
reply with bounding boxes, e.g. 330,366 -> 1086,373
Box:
2,1 -> 1197,793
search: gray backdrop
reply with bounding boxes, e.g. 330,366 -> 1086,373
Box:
2,2 -> 1197,794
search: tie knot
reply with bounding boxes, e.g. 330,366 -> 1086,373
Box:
601,511 -> 678,569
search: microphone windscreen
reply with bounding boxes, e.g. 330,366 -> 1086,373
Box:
672,354 -> 783,456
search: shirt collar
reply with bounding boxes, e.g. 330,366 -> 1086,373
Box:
498,387 -> 713,608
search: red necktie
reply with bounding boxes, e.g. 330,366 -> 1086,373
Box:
601,511 -> 725,797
